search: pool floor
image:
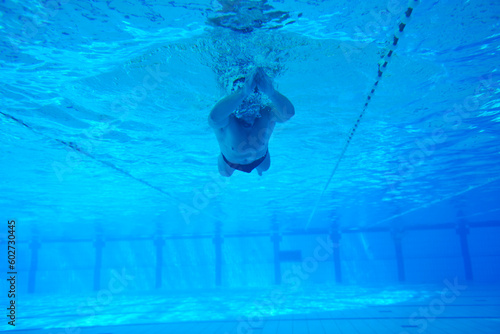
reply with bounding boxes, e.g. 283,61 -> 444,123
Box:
5,284 -> 500,333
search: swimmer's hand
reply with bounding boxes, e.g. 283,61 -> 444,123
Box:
255,68 -> 275,96
242,74 -> 257,96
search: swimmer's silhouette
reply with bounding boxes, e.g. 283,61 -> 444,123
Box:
208,68 -> 295,176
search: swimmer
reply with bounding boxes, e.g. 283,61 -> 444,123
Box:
208,68 -> 295,176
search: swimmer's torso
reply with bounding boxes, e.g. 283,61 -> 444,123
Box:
214,108 -> 275,164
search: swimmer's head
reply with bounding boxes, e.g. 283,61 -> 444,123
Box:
233,92 -> 262,125
231,77 -> 246,92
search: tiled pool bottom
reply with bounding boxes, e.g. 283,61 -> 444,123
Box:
4,283 -> 500,333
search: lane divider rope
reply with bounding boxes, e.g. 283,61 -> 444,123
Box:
305,0 -> 420,229
0,110 -> 223,223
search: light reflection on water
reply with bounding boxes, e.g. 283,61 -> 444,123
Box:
14,284 -> 431,330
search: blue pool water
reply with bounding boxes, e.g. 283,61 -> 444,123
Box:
1,0 -> 500,332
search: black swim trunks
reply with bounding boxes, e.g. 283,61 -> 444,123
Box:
222,150 -> 268,173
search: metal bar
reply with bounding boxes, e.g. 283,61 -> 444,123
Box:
392,231 -> 405,282
271,232 -> 281,285
93,239 -> 104,291
28,241 -> 40,294
457,224 -> 474,281
213,235 -> 223,286
155,238 -> 164,289
10,221 -> 500,244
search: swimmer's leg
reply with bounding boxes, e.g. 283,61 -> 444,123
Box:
256,151 -> 270,176
218,154 -> 235,177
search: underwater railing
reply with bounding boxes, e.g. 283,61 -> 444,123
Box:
7,220 -> 499,292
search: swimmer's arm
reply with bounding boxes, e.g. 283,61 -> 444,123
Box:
208,90 -> 246,128
254,68 -> 294,122
208,79 -> 256,128
268,89 -> 295,123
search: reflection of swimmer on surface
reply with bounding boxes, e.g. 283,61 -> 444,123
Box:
208,68 -> 295,177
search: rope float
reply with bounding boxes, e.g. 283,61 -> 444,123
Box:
305,0 -> 420,229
